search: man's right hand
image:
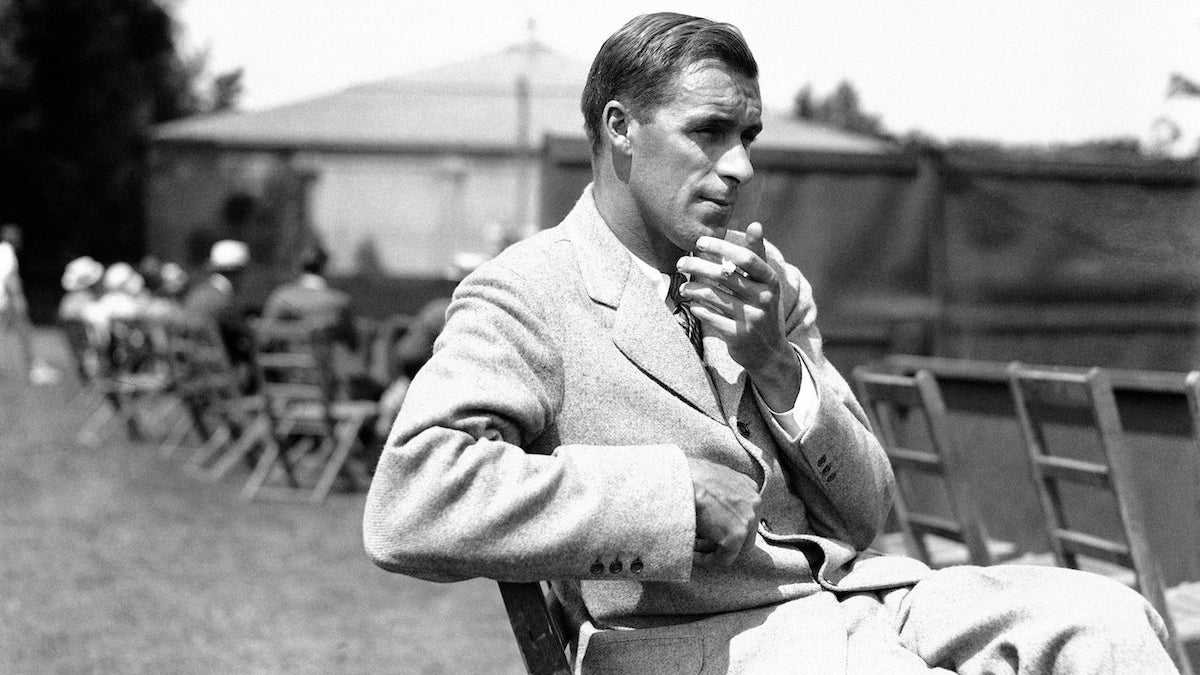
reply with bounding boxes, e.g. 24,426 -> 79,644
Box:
688,458 -> 762,568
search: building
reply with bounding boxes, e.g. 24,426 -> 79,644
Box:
148,39 -> 894,309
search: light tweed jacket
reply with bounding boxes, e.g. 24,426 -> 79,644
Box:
363,186 -> 930,674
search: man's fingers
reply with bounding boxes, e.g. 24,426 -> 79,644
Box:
690,229 -> 771,283
744,221 -> 767,260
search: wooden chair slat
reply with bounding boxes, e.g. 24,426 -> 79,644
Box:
854,365 -> 1012,568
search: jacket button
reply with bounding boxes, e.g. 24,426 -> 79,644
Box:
630,558 -> 643,574
609,560 -> 623,574
590,560 -> 605,575
736,420 -> 750,436
817,455 -> 827,467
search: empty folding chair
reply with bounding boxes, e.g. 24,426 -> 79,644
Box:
1008,363 -> 1200,674
853,365 -> 1018,567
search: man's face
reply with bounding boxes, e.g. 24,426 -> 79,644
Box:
626,59 -> 762,255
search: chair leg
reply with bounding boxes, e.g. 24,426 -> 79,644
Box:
159,411 -> 197,459
76,398 -> 115,446
184,423 -> 231,473
201,416 -> 267,481
245,437 -> 316,502
308,419 -> 364,504
240,435 -> 285,502
110,393 -> 145,443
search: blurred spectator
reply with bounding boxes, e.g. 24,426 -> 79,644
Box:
1,223 -> 59,384
393,296 -> 451,381
96,262 -> 145,320
57,256 -> 104,321
158,262 -> 189,301
375,295 -> 450,438
141,259 -> 189,320
184,240 -> 252,370
81,262 -> 147,347
263,244 -> 356,348
263,243 -> 381,400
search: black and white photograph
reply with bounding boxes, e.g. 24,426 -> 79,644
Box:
1,1 -> 1198,673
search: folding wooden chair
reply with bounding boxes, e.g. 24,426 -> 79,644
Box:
106,315 -> 186,442
67,315 -> 169,444
61,317 -> 118,444
498,581 -> 572,675
1008,364 -> 1200,674
160,313 -> 268,478
853,365 -> 1018,567
242,320 -> 379,504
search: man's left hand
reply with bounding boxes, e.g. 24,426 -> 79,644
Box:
676,221 -> 801,409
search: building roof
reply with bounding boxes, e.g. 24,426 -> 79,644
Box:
154,41 -> 894,155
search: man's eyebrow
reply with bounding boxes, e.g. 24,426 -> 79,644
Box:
686,111 -> 762,132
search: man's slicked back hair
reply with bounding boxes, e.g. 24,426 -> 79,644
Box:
581,12 -> 758,155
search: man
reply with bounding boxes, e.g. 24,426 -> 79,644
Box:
1,223 -> 59,384
363,13 -> 1175,674
262,243 -> 381,400
184,239 -> 252,372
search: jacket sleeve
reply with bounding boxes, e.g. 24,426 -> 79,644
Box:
767,249 -> 895,550
362,262 -> 696,583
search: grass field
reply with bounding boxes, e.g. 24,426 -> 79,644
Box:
0,330 -> 525,674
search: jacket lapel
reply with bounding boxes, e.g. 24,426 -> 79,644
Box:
701,332 -> 749,422
564,186 -> 723,422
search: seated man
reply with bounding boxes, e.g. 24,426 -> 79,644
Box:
262,244 -> 381,401
363,13 -> 1176,674
184,240 -> 253,385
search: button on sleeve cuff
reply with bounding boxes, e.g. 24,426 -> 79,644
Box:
552,443 -> 695,581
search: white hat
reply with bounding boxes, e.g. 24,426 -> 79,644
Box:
209,239 -> 250,271
160,261 -> 188,294
103,262 -> 136,292
61,256 -> 104,292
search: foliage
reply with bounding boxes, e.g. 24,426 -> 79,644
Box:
793,80 -> 889,138
1167,72 -> 1200,99
0,0 -> 234,292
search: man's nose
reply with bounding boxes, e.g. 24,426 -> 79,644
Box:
716,142 -> 754,186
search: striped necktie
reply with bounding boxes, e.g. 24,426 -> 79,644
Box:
668,271 -> 704,358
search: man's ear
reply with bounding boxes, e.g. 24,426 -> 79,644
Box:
602,101 -> 633,155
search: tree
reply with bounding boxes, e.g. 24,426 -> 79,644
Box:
0,0 -> 215,315
793,79 -> 888,138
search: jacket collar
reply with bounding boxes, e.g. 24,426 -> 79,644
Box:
561,185 -> 738,422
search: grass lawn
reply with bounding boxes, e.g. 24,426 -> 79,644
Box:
0,330 -> 525,674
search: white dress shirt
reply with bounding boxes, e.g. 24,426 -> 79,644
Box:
628,253 -> 819,442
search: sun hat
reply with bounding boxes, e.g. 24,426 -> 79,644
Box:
61,256 -> 104,292
209,239 -> 250,272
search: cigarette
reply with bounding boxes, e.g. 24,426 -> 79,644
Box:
720,259 -> 749,279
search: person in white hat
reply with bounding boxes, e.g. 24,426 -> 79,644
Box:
183,239 -> 253,374
1,223 -> 61,384
57,256 -> 105,322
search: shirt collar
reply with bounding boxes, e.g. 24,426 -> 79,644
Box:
627,251 -> 675,306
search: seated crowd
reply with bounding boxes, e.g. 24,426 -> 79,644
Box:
58,238 -> 453,480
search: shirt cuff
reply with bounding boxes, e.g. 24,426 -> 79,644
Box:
752,348 -> 819,444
